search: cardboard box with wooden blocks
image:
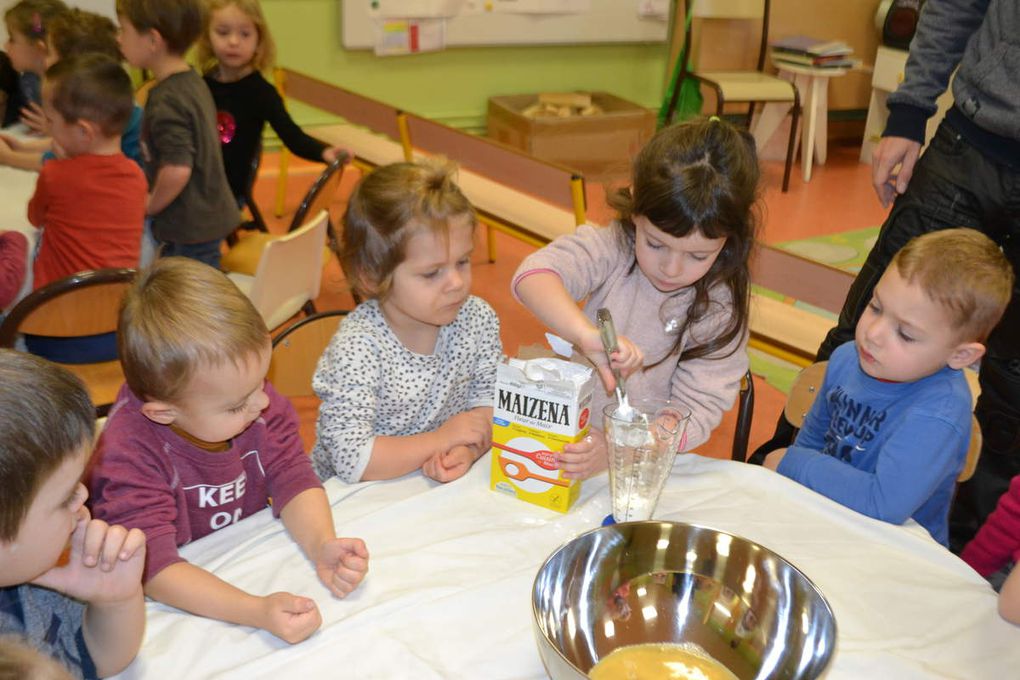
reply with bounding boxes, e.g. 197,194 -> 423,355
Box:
487,91 -> 655,181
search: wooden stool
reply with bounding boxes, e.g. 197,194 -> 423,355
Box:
752,62 -> 850,183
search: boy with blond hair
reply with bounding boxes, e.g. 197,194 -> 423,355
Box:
89,258 -> 369,644
115,0 -> 237,268
0,350 -> 146,679
765,228 -> 1014,546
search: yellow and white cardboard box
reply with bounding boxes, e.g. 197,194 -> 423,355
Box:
490,355 -> 596,513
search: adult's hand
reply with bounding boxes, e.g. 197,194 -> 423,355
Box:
872,136 -> 922,208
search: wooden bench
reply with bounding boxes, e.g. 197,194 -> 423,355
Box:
272,68 -> 406,215
400,111 -> 585,259
748,243 -> 856,366
273,68 -> 585,259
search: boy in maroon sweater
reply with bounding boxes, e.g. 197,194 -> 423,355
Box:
89,258 -> 368,644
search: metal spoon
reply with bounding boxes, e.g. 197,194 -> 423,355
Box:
596,308 -> 632,416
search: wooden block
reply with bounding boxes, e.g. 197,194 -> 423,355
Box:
538,92 -> 591,108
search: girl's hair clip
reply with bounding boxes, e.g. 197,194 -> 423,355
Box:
708,115 -> 721,123
31,11 -> 43,35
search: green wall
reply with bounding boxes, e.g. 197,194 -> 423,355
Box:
263,0 -> 669,133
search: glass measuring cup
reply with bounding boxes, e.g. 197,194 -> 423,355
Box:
603,398 -> 690,523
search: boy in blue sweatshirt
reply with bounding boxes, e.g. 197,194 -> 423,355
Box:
765,228 -> 1014,545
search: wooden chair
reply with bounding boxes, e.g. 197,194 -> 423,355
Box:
665,0 -> 800,192
731,369 -> 755,461
401,111 -> 586,260
268,310 -> 347,399
0,268 -> 136,416
222,155 -> 348,275
226,211 -> 329,331
778,360 -> 982,482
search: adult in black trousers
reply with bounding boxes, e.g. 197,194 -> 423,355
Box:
751,0 -> 1020,553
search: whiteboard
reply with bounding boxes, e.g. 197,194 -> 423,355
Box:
341,0 -> 668,49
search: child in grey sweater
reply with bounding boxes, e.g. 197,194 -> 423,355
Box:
514,117 -> 760,478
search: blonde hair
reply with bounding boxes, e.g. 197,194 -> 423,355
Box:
4,0 -> 67,43
339,159 -> 475,300
196,0 -> 276,74
118,258 -> 270,403
892,228 -> 1014,342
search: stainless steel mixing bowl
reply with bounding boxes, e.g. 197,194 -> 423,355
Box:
533,521 -> 836,679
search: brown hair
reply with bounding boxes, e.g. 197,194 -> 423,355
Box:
0,350 -> 93,543
339,159 -> 475,300
48,8 -> 122,62
45,54 -> 134,137
0,636 -> 74,680
196,0 -> 276,74
118,257 -> 270,403
3,0 -> 67,42
892,228 -> 1014,342
115,0 -> 202,54
608,116 -> 760,364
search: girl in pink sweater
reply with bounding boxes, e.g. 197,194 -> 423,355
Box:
514,117 -> 760,478
962,473 -> 1020,624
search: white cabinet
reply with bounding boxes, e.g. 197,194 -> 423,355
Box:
860,46 -> 954,164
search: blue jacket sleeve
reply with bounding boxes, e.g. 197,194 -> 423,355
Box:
779,412 -> 965,524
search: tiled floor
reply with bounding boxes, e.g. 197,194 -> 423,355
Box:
251,137 -> 888,460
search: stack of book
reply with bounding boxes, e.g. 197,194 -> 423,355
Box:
770,35 -> 855,69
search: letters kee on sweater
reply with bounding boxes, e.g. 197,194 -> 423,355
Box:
90,383 -> 322,581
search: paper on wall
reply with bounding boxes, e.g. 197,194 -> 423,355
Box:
372,18 -> 447,56
489,0 -> 590,14
370,0 -> 468,18
637,0 -> 670,20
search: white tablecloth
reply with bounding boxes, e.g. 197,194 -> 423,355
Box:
113,453 -> 1019,679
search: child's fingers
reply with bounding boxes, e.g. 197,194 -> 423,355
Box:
97,523 -> 131,571
80,519 -> 111,568
557,448 -> 593,477
280,593 -> 317,614
340,537 -> 370,560
561,437 -> 595,455
119,527 -> 147,560
429,464 -> 452,483
329,565 -> 367,597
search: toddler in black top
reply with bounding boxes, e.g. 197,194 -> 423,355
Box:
196,0 -> 346,206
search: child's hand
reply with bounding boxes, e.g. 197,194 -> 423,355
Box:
20,103 -> 49,136
763,448 -> 787,471
436,410 -> 491,452
31,508 -> 146,606
0,133 -> 20,152
558,428 -> 609,480
423,445 -> 477,483
579,326 -> 644,394
315,537 -> 369,598
259,592 -> 322,644
50,138 -> 67,160
322,146 -> 352,164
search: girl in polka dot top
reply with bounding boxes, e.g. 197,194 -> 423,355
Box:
311,160 -> 501,484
